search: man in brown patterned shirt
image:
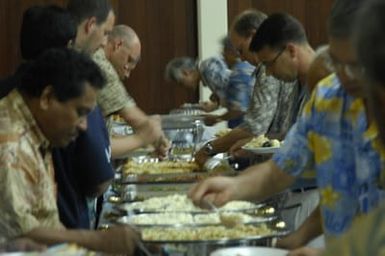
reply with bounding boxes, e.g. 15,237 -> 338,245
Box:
93,25 -> 170,157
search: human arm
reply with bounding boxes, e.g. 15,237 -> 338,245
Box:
0,238 -> 46,252
189,159 -> 295,208
199,100 -> 219,112
117,105 -> 151,130
110,115 -> 169,159
288,247 -> 324,256
191,91 -> 317,206
119,107 -> 169,156
203,110 -> 244,126
277,206 -> 323,250
194,127 -> 253,166
24,225 -> 138,255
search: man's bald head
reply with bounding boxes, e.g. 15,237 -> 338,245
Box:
109,25 -> 139,47
106,25 -> 141,80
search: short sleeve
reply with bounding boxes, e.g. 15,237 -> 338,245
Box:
93,49 -> 136,117
225,62 -> 255,112
238,71 -> 280,135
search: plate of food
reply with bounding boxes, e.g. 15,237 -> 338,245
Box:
242,135 -> 282,154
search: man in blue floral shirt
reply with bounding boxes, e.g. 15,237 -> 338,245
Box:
203,37 -> 256,128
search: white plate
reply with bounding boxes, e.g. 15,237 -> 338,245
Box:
210,246 -> 288,256
242,146 -> 280,154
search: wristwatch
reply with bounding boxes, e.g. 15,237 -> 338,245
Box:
204,142 -> 216,156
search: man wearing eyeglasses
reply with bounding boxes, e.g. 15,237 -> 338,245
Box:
195,10 -> 302,167
93,25 -> 170,158
189,1 -> 385,254
321,0 -> 385,254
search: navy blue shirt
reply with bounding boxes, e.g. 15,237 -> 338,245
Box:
53,106 -> 114,229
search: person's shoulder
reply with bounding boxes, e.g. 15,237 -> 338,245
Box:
201,56 -> 227,71
0,92 -> 25,135
92,48 -> 106,63
304,74 -> 346,115
92,49 -> 120,82
256,67 -> 283,89
314,73 -> 344,99
232,60 -> 255,74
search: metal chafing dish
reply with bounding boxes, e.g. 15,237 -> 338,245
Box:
140,220 -> 288,244
121,156 -> 200,175
98,220 -> 288,256
136,221 -> 289,256
114,194 -> 266,215
111,183 -> 190,198
117,154 -> 235,186
117,169 -> 236,184
161,114 -> 205,157
116,211 -> 277,228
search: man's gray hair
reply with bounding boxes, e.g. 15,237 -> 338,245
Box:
164,57 -> 197,82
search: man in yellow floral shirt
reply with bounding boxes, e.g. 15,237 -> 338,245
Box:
320,0 -> 385,255
190,0 -> 385,254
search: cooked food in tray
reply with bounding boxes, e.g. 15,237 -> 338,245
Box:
123,160 -> 200,175
119,194 -> 261,213
121,212 -> 273,226
142,224 -> 273,242
110,114 -> 125,124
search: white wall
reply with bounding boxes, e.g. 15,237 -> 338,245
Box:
197,0 -> 228,102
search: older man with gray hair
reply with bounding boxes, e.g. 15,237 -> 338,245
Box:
165,56 -> 230,113
93,25 -> 170,158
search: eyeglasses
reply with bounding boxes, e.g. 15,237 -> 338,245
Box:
262,47 -> 286,68
324,51 -> 365,80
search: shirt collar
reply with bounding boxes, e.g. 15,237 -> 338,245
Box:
11,90 -> 50,150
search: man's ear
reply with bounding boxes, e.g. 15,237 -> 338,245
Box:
85,16 -> 97,34
67,39 -> 74,49
39,86 -> 56,110
287,43 -> 297,58
113,39 -> 123,51
181,68 -> 192,76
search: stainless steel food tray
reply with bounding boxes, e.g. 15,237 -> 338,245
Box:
161,114 -> 204,129
117,169 -> 236,184
114,201 -> 267,215
141,220 -> 288,244
115,213 -> 277,228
